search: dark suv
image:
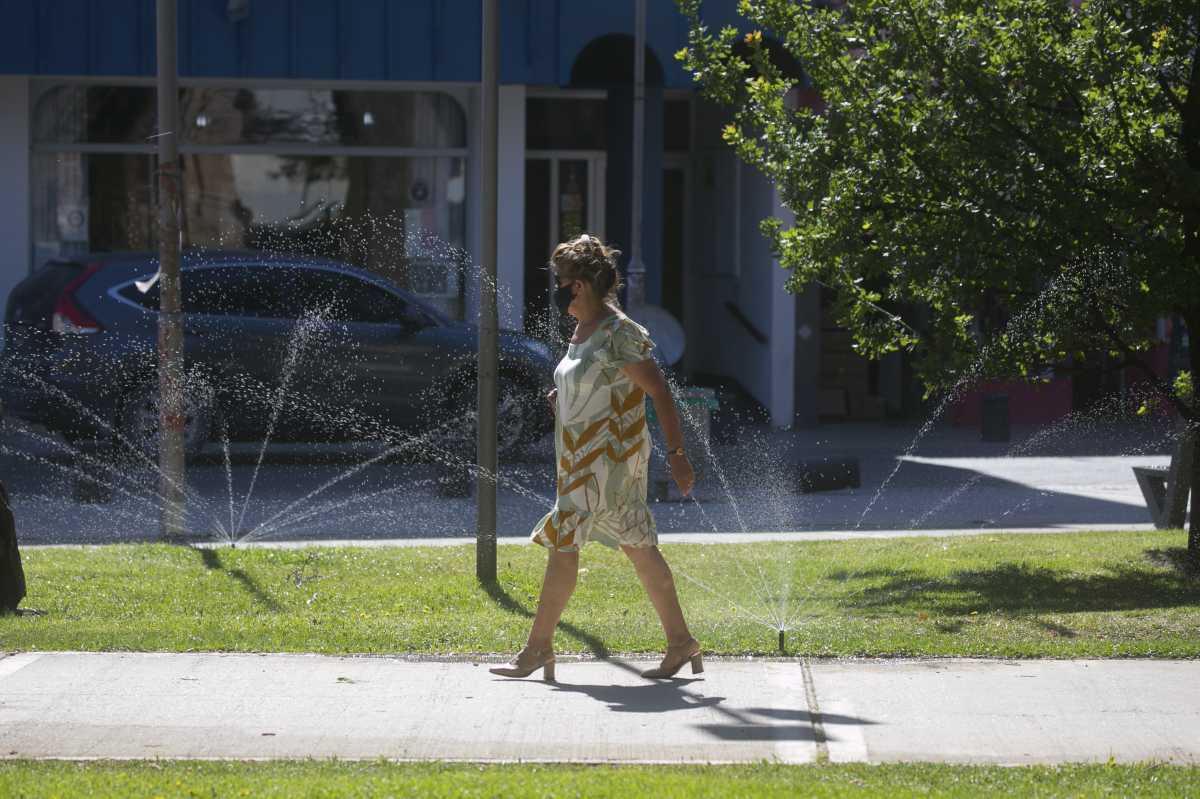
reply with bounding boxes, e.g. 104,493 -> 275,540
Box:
1,251 -> 555,459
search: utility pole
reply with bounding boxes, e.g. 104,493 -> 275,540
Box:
476,0 -> 500,583
156,0 -> 186,539
627,0 -> 647,309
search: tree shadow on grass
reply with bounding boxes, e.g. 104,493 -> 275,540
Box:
194,547 -> 282,613
480,578 -> 612,658
837,557 -> 1199,616
1145,547 -> 1200,577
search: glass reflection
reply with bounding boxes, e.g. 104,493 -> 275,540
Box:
179,154 -> 467,316
31,84 -> 472,317
33,85 -> 468,149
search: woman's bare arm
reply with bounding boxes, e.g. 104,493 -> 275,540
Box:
622,359 -> 695,496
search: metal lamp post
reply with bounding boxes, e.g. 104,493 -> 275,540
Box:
476,0 -> 500,583
156,0 -> 186,539
627,0 -> 647,309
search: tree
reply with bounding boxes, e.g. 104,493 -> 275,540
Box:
679,0 -> 1200,557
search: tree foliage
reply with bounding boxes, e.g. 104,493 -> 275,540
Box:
678,0 -> 1200,415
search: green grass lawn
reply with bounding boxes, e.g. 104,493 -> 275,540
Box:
1,761 -> 1198,799
2,530 -> 1197,657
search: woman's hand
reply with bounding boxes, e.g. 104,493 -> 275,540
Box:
668,451 -> 695,497
546,388 -> 558,415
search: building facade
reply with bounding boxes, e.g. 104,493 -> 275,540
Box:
0,0 -> 916,428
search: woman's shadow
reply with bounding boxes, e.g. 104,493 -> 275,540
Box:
482,579 -> 726,713
480,582 -> 873,741
548,675 -> 723,713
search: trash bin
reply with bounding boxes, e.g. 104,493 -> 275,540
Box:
648,387 -> 719,500
981,394 -> 1010,442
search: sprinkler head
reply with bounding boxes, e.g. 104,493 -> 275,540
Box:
778,628 -> 786,654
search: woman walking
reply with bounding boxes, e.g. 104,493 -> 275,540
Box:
491,234 -> 700,682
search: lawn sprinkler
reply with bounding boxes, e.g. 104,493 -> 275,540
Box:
778,628 -> 786,654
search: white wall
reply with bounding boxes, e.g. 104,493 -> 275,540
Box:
684,98 -> 801,426
0,75 -> 30,341
686,148 -> 774,413
734,161 -> 779,419
768,191 -> 796,427
497,85 -> 525,331
685,148 -> 741,374
464,86 -> 481,325
466,85 -> 525,331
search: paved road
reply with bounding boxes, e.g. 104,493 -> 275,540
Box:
1,419 -> 1177,545
1,652 -> 1196,764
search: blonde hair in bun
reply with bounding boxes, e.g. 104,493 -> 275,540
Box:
549,233 -> 624,309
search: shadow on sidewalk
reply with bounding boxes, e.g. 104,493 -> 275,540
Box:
696,706 -> 876,743
547,674 -> 719,713
540,675 -> 876,742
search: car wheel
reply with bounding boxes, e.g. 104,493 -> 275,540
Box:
495,380 -> 533,458
121,383 -> 213,461
429,378 -> 534,462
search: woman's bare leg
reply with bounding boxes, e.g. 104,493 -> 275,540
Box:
525,548 -> 580,651
622,545 -> 693,645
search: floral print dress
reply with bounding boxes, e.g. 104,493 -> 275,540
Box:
531,313 -> 657,552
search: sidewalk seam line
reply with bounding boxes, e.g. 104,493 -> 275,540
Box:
800,658 -> 829,763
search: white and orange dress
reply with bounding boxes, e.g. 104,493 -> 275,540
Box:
531,313 -> 657,552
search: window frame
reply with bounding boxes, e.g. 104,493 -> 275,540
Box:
30,79 -> 477,319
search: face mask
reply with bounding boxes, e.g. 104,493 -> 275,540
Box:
553,283 -> 574,315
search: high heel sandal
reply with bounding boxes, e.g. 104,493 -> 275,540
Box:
641,638 -> 703,679
488,647 -> 557,681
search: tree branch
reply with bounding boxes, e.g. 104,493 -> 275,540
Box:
1157,72 -> 1187,117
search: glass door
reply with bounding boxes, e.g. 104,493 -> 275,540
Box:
523,154 -> 605,336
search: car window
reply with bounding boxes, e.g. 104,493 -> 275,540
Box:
121,267 -> 276,316
190,268 -> 271,315
120,265 -> 423,324
319,273 -> 412,325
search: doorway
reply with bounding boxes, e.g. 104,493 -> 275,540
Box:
523,154 -> 606,334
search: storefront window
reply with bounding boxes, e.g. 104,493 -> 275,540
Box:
33,86 -> 467,149
180,154 -> 466,306
31,83 -> 470,318
33,86 -> 156,144
179,88 -> 467,148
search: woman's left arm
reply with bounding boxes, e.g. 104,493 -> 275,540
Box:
622,359 -> 695,496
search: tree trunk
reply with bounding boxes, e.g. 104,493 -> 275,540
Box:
1188,312 -> 1199,562
1178,41 -> 1200,562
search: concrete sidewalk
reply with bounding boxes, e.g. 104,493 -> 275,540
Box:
1,652 -> 1197,764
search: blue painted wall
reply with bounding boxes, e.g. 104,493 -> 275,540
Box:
0,0 -> 747,86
